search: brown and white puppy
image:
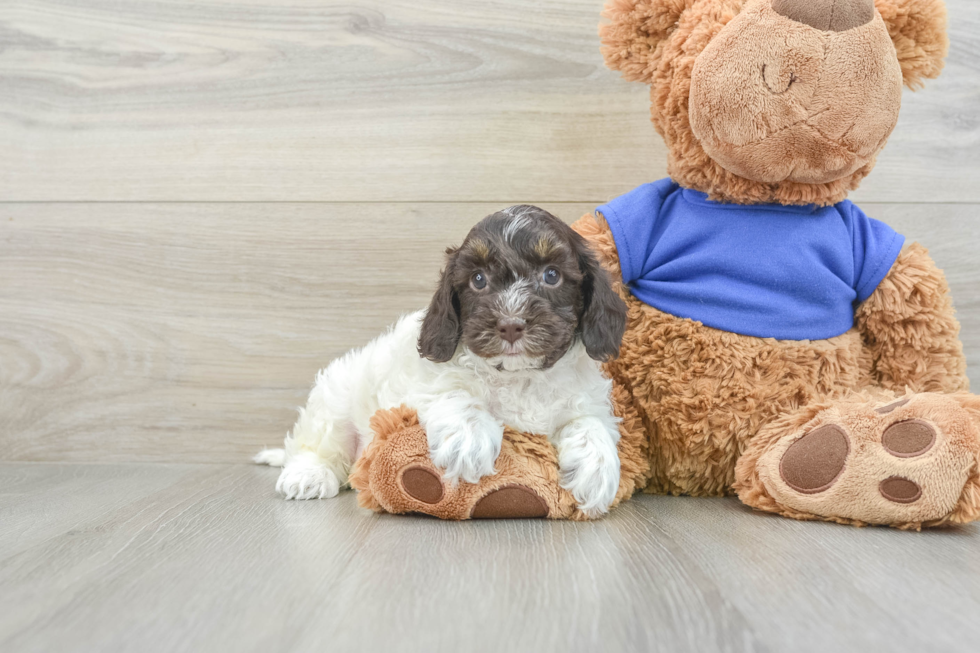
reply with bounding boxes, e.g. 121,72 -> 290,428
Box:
420,204 -> 627,372
256,205 -> 628,517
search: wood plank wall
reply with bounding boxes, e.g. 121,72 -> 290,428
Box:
1,0 -> 978,462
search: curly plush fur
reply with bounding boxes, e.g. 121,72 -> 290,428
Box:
347,0 -> 978,529
876,0 -> 949,88
855,243 -> 968,393
585,212 -> 871,496
600,0 -> 948,206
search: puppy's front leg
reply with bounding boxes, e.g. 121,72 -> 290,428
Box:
554,416 -> 621,518
418,391 -> 504,485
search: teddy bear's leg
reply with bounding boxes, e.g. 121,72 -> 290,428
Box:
349,406 -> 575,519
734,391 -> 980,529
348,382 -> 650,520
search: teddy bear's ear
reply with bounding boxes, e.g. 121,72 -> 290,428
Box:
875,0 -> 950,89
600,0 -> 695,83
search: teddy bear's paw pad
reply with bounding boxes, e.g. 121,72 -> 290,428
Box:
762,394 -> 979,525
399,465 -> 444,504
470,484 -> 549,519
779,424 -> 849,493
880,420 -> 936,458
879,476 -> 922,504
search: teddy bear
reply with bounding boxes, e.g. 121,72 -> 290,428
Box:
349,0 -> 980,529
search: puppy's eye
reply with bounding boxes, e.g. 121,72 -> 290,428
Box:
543,267 -> 561,286
471,271 -> 488,290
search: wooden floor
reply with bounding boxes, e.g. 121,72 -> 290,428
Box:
1,463 -> 978,653
2,1 -> 980,652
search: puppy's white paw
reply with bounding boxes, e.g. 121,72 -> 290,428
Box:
427,413 -> 503,485
275,458 -> 340,500
557,419 -> 621,518
560,454 -> 620,518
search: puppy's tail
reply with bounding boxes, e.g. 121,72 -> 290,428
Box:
253,448 -> 286,467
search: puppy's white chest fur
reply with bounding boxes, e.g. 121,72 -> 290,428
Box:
336,311 -> 613,435
459,347 -> 613,436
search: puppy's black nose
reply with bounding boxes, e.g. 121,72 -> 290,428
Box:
497,321 -> 525,344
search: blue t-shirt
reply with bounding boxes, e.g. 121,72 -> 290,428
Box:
597,179 -> 905,340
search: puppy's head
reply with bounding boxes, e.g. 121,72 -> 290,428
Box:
418,205 -> 627,372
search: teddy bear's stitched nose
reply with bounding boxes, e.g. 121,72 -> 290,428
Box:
772,0 -> 874,32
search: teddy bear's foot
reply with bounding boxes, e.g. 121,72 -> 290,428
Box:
736,392 -> 980,529
398,466 -> 550,519
348,406 -> 580,520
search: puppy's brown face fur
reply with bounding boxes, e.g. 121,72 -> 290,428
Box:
418,206 -> 627,371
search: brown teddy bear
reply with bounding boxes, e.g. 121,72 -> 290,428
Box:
350,0 -> 980,529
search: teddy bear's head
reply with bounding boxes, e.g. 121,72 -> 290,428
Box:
601,0 -> 948,205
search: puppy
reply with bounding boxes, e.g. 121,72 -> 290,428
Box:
255,205 -> 628,517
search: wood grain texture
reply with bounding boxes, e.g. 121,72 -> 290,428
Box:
0,202 -> 591,462
0,0 -> 977,203
0,463 -> 978,653
1,2 -> 978,649
1,202 -> 977,463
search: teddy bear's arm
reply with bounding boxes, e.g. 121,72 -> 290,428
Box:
854,242 -> 969,393
571,212 -> 623,282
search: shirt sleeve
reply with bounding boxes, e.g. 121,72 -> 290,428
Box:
841,201 -> 906,303
596,179 -> 676,285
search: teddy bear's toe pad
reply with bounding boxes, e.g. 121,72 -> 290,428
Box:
881,420 -> 936,457
779,425 -> 849,493
400,466 -> 444,504
762,394 -> 979,525
879,476 -> 922,503
471,485 -> 549,519
397,465 -> 550,519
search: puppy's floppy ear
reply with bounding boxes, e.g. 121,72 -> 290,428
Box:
574,235 -> 628,362
876,0 -> 949,89
418,247 -> 462,363
600,0 -> 695,83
